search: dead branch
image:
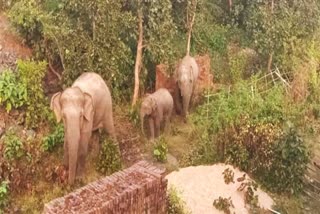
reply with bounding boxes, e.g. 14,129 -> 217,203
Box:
48,61 -> 62,80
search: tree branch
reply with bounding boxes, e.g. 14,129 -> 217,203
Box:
186,0 -> 197,56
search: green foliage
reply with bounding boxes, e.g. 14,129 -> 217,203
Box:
225,121 -> 309,194
127,104 -> 140,127
153,136 -> 168,162
3,131 -> 24,161
17,59 -> 51,128
42,124 -> 64,152
212,196 -> 234,214
180,131 -> 217,166
262,128 -> 310,194
96,138 -> 122,175
222,168 -> 234,185
0,70 -> 27,112
192,80 -> 295,135
0,180 -> 9,209
167,187 -> 190,214
191,78 -> 309,194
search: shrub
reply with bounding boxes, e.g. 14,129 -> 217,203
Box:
3,130 -> 24,161
0,70 -> 27,112
225,121 -> 309,194
42,124 -> 64,152
17,59 -> 52,128
167,187 -> 190,214
153,137 -> 168,163
96,137 -> 122,175
262,128 -> 310,194
0,180 -> 9,209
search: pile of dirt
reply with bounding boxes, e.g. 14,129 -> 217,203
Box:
166,164 -> 274,214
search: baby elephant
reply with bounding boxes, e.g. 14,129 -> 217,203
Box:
140,88 -> 174,141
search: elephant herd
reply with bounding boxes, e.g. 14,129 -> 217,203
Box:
50,55 -> 199,184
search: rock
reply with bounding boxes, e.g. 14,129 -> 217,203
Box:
0,44 -> 3,51
24,129 -> 36,140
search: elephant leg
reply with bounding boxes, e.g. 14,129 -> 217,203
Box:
77,131 -> 91,177
148,118 -> 155,141
174,84 -> 183,115
103,112 -> 116,142
155,117 -> 161,138
63,137 -> 69,169
164,110 -> 172,134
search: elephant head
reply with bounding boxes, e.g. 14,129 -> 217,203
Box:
177,65 -> 194,117
50,86 -> 94,184
140,95 -> 157,136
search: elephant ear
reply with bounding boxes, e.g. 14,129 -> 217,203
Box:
83,93 -> 94,122
50,92 -> 62,123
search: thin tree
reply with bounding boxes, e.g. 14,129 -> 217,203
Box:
132,8 -> 143,106
267,0 -> 274,74
186,0 -> 197,56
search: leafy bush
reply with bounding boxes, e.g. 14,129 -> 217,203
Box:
17,59 -> 52,128
3,131 -> 24,161
42,124 -> 64,152
153,137 -> 168,162
96,137 -> 122,175
180,131 -> 218,166
225,121 -> 309,194
167,187 -> 190,214
262,128 -> 310,194
191,79 -> 309,194
0,70 -> 27,112
127,104 -> 140,127
0,180 -> 9,209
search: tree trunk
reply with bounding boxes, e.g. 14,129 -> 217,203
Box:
186,0 -> 197,56
132,10 -> 144,106
267,0 -> 274,74
228,0 -> 232,12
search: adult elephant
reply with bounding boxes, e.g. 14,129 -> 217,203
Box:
174,55 -> 199,118
140,88 -> 173,141
50,72 -> 116,184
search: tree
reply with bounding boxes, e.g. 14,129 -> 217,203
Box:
130,0 -> 176,106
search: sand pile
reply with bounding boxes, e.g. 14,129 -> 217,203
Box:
166,163 -> 274,214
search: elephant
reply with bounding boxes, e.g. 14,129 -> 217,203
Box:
50,72 -> 116,184
140,88 -> 173,141
174,55 -> 199,118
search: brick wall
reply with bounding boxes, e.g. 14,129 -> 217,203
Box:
43,161 -> 167,214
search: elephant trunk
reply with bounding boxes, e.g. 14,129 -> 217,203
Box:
66,118 -> 80,185
140,112 -> 145,136
182,94 -> 191,117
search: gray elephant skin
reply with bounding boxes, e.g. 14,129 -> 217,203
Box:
140,88 -> 173,141
50,72 -> 116,184
174,55 -> 199,117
